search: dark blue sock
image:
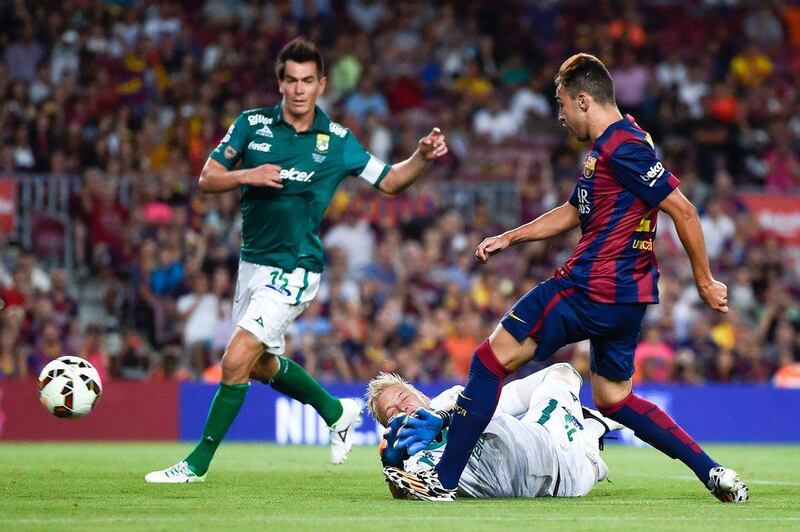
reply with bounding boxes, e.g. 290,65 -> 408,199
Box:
599,392 -> 719,484
435,339 -> 510,489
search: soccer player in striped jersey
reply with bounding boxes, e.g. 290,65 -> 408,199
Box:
385,53 -> 748,503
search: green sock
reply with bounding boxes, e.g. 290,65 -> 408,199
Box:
185,382 -> 249,476
268,356 -> 343,426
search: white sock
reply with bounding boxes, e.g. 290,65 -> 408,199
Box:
496,368 -> 550,417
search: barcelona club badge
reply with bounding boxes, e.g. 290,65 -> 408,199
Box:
583,152 -> 598,179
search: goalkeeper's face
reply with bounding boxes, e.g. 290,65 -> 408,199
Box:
376,384 -> 428,425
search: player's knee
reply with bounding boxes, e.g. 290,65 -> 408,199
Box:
591,373 -> 632,407
489,325 -> 535,371
545,363 -> 582,392
221,352 -> 251,384
221,337 -> 263,384
249,354 -> 279,382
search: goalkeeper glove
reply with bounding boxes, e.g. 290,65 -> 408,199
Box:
396,408 -> 453,456
380,413 -> 410,466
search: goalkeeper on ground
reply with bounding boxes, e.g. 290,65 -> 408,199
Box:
366,364 -> 622,500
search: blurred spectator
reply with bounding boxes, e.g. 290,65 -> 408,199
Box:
633,326 -> 675,384
0,0 -> 798,387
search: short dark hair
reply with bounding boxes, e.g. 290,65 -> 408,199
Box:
554,53 -> 614,105
274,37 -> 324,80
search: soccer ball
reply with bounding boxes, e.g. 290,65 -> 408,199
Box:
38,356 -> 103,419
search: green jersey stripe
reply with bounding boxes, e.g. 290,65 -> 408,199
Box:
295,270 -> 309,305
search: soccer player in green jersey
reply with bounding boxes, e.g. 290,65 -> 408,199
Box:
145,37 -> 448,483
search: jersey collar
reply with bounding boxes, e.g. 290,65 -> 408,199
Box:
593,114 -> 635,147
271,102 -> 331,133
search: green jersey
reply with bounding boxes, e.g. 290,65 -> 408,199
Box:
209,103 -> 391,272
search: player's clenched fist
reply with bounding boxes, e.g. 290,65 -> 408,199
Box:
239,163 -> 283,188
418,127 -> 448,161
698,279 -> 729,314
475,235 -> 511,263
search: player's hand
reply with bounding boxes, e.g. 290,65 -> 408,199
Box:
380,414 -> 410,466
418,127 -> 448,161
698,279 -> 729,314
239,163 -> 283,188
475,235 -> 511,263
396,408 -> 444,455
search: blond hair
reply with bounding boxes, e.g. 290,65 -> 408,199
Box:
365,372 -> 429,425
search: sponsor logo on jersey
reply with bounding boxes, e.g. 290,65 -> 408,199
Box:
247,114 -> 273,126
635,216 -> 653,232
315,133 -> 330,153
329,122 -> 347,138
312,153 -> 326,164
577,187 -> 590,215
583,154 -> 597,178
632,238 -> 654,251
247,141 -> 271,152
223,146 -> 238,160
280,167 -> 315,183
256,124 -> 273,137
640,161 -> 665,186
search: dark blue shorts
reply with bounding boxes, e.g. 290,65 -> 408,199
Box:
500,277 -> 647,381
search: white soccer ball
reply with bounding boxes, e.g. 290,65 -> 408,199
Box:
38,356 -> 103,419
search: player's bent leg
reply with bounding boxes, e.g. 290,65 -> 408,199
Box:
250,352 -> 362,464
591,373 -> 748,503
434,326 -> 529,487
146,328 -> 262,483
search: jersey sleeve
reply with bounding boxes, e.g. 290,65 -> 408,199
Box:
209,113 -> 249,170
609,141 -> 680,208
343,131 -> 391,188
568,184 -> 580,207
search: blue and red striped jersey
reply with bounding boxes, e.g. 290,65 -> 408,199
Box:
560,115 -> 680,304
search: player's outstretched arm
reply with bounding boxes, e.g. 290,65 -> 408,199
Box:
198,158 -> 284,193
378,128 -> 448,195
659,188 -> 728,313
475,202 -> 580,263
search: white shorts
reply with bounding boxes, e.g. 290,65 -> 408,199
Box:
521,379 -> 606,497
232,260 -> 321,354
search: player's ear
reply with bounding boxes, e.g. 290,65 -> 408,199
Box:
318,76 -> 327,95
578,93 -> 589,112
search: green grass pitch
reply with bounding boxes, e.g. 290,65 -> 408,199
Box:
1,443 -> 799,531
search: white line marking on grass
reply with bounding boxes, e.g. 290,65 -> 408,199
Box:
625,474 -> 800,487
3,516 -> 800,525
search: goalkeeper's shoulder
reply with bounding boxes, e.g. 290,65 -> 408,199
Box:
429,385 -> 464,411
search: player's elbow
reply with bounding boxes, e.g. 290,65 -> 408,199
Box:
676,200 -> 698,223
662,192 -> 698,224
198,170 -> 216,193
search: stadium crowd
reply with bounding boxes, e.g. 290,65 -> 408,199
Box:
1,0 -> 799,387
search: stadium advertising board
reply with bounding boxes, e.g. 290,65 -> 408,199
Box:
741,193 -> 800,245
0,380 -> 179,440
180,382 -> 800,445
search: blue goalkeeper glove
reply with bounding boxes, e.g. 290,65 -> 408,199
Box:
396,408 -> 452,456
379,413 -> 410,466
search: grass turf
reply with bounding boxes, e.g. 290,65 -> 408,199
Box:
1,443 -> 799,531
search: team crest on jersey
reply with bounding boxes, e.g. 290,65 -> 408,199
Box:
583,153 -> 598,178
223,146 -> 238,160
315,133 -> 330,153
